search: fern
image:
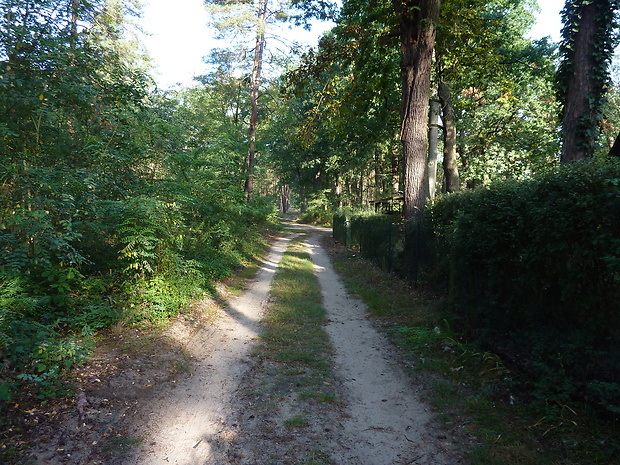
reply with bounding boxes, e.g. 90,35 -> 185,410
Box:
118,223 -> 159,277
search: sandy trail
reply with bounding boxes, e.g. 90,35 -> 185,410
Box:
127,227 -> 455,464
22,226 -> 458,465
123,235 -> 295,465
306,233 -> 450,465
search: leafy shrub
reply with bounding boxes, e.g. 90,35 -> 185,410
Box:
299,190 -> 334,225
0,278 -> 92,399
429,159 -> 620,414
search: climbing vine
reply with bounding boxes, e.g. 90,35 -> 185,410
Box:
558,0 -> 620,160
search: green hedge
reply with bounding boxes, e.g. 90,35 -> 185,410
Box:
431,160 -> 619,331
430,159 -> 620,413
333,211 -> 402,273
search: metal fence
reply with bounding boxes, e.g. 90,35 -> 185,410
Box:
333,212 -> 432,285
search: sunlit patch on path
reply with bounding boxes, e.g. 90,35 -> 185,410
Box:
124,235 -> 295,465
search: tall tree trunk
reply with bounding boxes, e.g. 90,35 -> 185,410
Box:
280,184 -> 290,213
335,174 -> 343,209
244,0 -> 268,202
374,147 -> 382,198
438,81 -> 460,192
359,170 -> 365,206
427,94 -> 440,199
70,0 -> 79,49
395,0 -> 440,220
560,0 -> 615,162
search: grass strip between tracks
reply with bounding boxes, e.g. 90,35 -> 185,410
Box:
257,235 -> 337,405
239,235 -> 337,465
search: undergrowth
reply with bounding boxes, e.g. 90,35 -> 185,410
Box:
255,236 -> 337,404
324,235 -> 620,465
0,219 -> 278,464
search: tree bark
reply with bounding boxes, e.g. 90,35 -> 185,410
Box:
609,131 -> 620,158
244,0 -> 268,202
70,0 -> 79,49
359,170 -> 365,206
394,0 -> 440,220
391,141 -> 400,196
374,147 -> 382,198
335,174 -> 343,209
438,81 -> 460,192
279,184 -> 290,213
560,1 -> 607,162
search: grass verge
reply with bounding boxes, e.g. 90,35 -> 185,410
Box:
323,235 -> 619,465
235,235 -> 337,465
255,236 -> 337,404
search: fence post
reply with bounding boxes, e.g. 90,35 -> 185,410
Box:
387,220 -> 393,272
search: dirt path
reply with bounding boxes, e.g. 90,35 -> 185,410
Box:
306,233 -> 453,464
122,234 -> 296,465
20,227 -> 460,465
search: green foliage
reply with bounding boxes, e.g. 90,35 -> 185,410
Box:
117,198 -> 175,279
429,159 -> 620,414
0,277 -> 92,398
437,0 -> 560,185
0,0 -> 279,407
277,0 -> 561,211
298,190 -> 335,225
350,212 -> 400,271
558,0 -> 620,157
333,210 -> 412,275
19,337 -> 91,397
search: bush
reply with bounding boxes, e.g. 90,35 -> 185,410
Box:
333,210 -> 402,273
334,160 -> 620,414
429,159 -> 620,414
299,190 -> 334,225
0,277 -> 92,400
0,186 -> 276,401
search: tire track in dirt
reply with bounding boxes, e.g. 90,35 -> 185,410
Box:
121,235 -> 296,465
306,232 -> 457,465
20,227 -> 460,465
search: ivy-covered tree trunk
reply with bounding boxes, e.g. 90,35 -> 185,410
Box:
394,0 -> 440,219
559,0 -> 619,162
438,81 -> 460,192
244,0 -> 268,202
